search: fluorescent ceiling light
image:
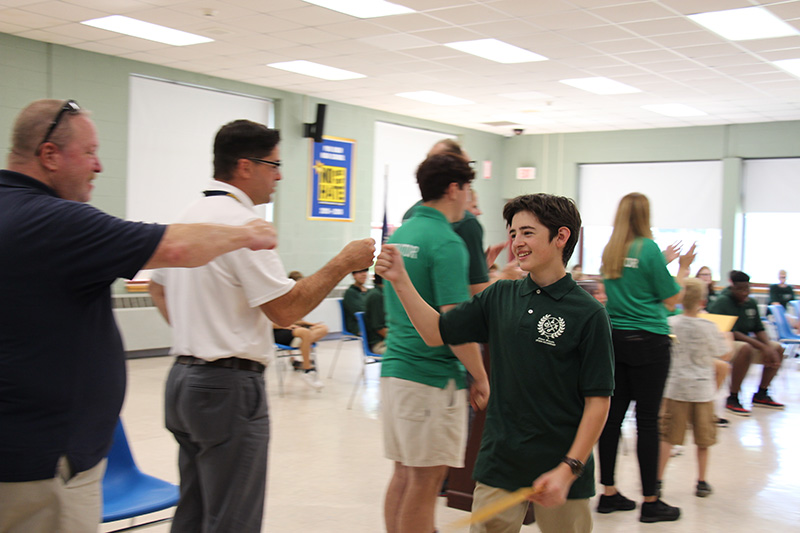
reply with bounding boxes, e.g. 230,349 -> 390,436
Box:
688,7 -> 799,41
642,104 -> 707,117
302,0 -> 414,18
559,77 -> 641,95
81,15 -> 213,46
396,91 -> 474,106
444,38 -> 548,64
773,58 -> 800,78
268,60 -> 366,80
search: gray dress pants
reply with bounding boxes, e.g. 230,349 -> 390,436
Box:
165,361 -> 270,533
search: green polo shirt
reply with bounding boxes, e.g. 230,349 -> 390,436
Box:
382,206 -> 470,389
404,201 -> 489,286
707,287 -> 764,335
439,274 -> 615,498
364,285 -> 385,347
604,238 -> 679,335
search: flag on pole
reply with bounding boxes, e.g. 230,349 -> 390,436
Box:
381,164 -> 391,244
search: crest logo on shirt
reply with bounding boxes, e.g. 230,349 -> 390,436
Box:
536,314 -> 565,346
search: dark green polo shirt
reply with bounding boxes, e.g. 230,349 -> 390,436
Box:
707,287 -> 764,335
364,285 -> 385,347
439,274 -> 615,498
382,206 -> 470,389
342,284 -> 366,335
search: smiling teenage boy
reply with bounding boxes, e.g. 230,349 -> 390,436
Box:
376,193 -> 614,533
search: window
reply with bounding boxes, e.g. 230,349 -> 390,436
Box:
579,161 -> 723,278
126,75 -> 274,223
742,158 -> 800,283
371,122 -> 454,248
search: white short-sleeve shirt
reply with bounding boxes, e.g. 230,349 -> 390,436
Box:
151,180 -> 294,364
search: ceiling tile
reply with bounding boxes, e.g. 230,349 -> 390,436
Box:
371,13 -> 448,33
0,8 -> 64,28
269,27 -> 341,45
410,26 -> 484,43
590,1 -> 677,23
491,0 -> 581,18
359,32 -> 434,50
526,9 -> 608,31
424,4 -> 510,25
560,25 -> 639,43
621,16 -> 700,36
647,31 -> 727,48
225,14 -> 303,33
269,5 -> 352,25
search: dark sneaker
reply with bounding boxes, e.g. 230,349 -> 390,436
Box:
715,417 -> 729,427
640,499 -> 680,523
597,492 -> 636,513
696,481 -> 712,498
752,392 -> 785,409
291,359 -> 316,372
726,397 -> 751,417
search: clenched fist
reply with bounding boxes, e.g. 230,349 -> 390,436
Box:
245,219 -> 278,251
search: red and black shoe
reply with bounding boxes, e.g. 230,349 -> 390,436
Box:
725,396 -> 751,416
752,392 -> 784,409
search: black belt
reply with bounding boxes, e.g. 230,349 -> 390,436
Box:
176,355 -> 265,373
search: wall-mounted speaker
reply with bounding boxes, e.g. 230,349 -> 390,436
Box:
303,103 -> 327,143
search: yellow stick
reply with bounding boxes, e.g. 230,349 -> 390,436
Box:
446,486 -> 540,530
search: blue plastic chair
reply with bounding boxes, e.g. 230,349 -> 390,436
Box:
348,311 -> 383,409
327,298 -> 361,379
767,304 -> 800,358
102,419 -> 179,531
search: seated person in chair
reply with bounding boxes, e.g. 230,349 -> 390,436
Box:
365,274 -> 387,354
343,268 -> 368,335
274,271 -> 327,390
707,270 -> 784,415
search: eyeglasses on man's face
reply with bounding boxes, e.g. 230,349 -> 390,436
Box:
38,100 -> 81,153
246,157 -> 281,169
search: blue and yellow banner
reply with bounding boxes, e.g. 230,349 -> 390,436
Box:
309,136 -> 355,221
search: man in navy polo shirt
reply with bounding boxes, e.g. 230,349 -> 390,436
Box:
0,99 -> 279,533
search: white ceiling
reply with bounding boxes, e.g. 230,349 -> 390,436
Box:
3,0 -> 800,135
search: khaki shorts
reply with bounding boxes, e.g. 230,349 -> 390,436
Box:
660,399 -> 716,447
381,377 -> 467,468
470,482 -> 591,533
0,457 -> 106,533
732,339 -> 782,365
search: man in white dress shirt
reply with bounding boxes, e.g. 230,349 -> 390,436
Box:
150,119 -> 374,533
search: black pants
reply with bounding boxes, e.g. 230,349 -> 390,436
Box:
598,329 -> 671,498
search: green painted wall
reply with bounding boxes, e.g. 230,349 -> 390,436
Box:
0,32 -> 508,283
3,32 -> 800,283
501,121 -> 800,276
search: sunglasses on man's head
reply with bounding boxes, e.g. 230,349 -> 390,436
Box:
37,100 -> 81,153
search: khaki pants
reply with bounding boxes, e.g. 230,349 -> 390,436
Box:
470,482 -> 592,533
0,457 -> 106,533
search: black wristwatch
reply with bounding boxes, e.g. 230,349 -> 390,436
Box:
562,456 -> 585,477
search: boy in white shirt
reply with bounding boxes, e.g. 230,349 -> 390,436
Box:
657,278 -> 731,498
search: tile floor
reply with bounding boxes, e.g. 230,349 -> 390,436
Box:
103,342 -> 800,532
